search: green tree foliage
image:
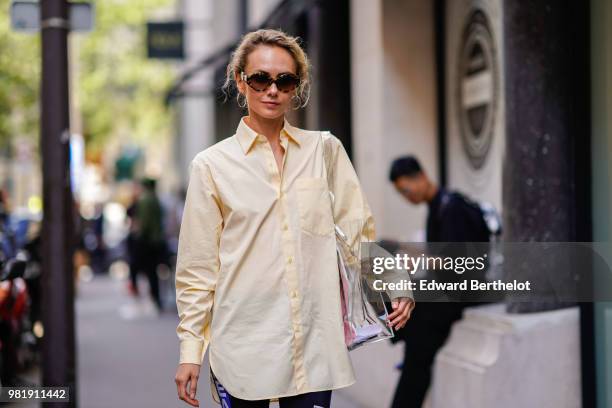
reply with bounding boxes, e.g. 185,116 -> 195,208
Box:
0,0 -> 40,148
0,0 -> 175,155
76,0 -> 175,154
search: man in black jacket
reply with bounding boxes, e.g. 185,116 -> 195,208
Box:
388,155 -> 487,408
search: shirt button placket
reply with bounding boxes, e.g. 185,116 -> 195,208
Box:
283,222 -> 306,390
274,137 -> 307,391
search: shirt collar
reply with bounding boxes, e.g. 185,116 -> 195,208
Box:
236,116 -> 301,154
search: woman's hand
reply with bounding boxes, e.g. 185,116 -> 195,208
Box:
387,297 -> 415,330
175,363 -> 201,407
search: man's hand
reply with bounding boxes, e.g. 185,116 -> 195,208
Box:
387,297 -> 415,330
175,363 -> 201,407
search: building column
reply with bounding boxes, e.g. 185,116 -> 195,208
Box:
502,0 -> 591,313
431,2 -> 591,406
350,0 -> 386,233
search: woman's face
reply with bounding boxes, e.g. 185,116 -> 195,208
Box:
236,45 -> 298,120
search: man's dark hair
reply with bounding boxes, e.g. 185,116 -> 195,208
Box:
389,156 -> 423,182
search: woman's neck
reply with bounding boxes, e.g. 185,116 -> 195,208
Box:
245,114 -> 284,143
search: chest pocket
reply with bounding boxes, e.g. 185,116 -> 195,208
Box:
295,177 -> 334,236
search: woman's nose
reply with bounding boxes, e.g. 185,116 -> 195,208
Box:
267,82 -> 279,95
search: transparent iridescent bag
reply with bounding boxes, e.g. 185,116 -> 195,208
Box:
334,220 -> 394,350
320,132 -> 395,350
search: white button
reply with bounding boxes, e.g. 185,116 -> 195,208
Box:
282,223 -> 288,231
291,290 -> 298,298
287,256 -> 293,264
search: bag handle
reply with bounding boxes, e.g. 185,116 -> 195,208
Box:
320,131 -> 335,204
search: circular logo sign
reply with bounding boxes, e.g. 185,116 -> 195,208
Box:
457,9 -> 499,170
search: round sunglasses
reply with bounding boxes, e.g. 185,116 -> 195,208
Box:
240,71 -> 301,93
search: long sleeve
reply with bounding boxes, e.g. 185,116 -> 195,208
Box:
324,133 -> 375,253
175,155 -> 223,365
324,133 -> 412,301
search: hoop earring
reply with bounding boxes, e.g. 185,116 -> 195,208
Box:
291,95 -> 302,110
237,93 -> 247,109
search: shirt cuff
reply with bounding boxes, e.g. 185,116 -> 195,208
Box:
388,290 -> 414,302
179,339 -> 207,365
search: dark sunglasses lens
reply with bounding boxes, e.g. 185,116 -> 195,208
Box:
248,73 -> 272,91
275,74 -> 299,92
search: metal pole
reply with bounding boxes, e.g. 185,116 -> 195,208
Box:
239,0 -> 248,34
40,0 -> 77,407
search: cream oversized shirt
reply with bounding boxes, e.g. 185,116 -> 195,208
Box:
175,117 -> 389,400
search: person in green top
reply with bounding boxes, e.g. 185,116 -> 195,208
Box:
134,177 -> 166,312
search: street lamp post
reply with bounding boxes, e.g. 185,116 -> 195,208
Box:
40,0 -> 77,406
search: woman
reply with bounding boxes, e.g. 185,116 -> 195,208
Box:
174,29 -> 414,408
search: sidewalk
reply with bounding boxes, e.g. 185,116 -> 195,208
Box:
76,272 -> 188,407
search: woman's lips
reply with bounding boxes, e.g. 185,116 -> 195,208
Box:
262,101 -> 280,107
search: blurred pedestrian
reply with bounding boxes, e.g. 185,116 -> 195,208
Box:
125,183 -> 142,297
174,28 -> 414,408
133,177 -> 165,312
159,187 -> 186,267
388,155 -> 490,408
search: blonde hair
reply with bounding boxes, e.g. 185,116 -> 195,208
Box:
223,29 -> 311,109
